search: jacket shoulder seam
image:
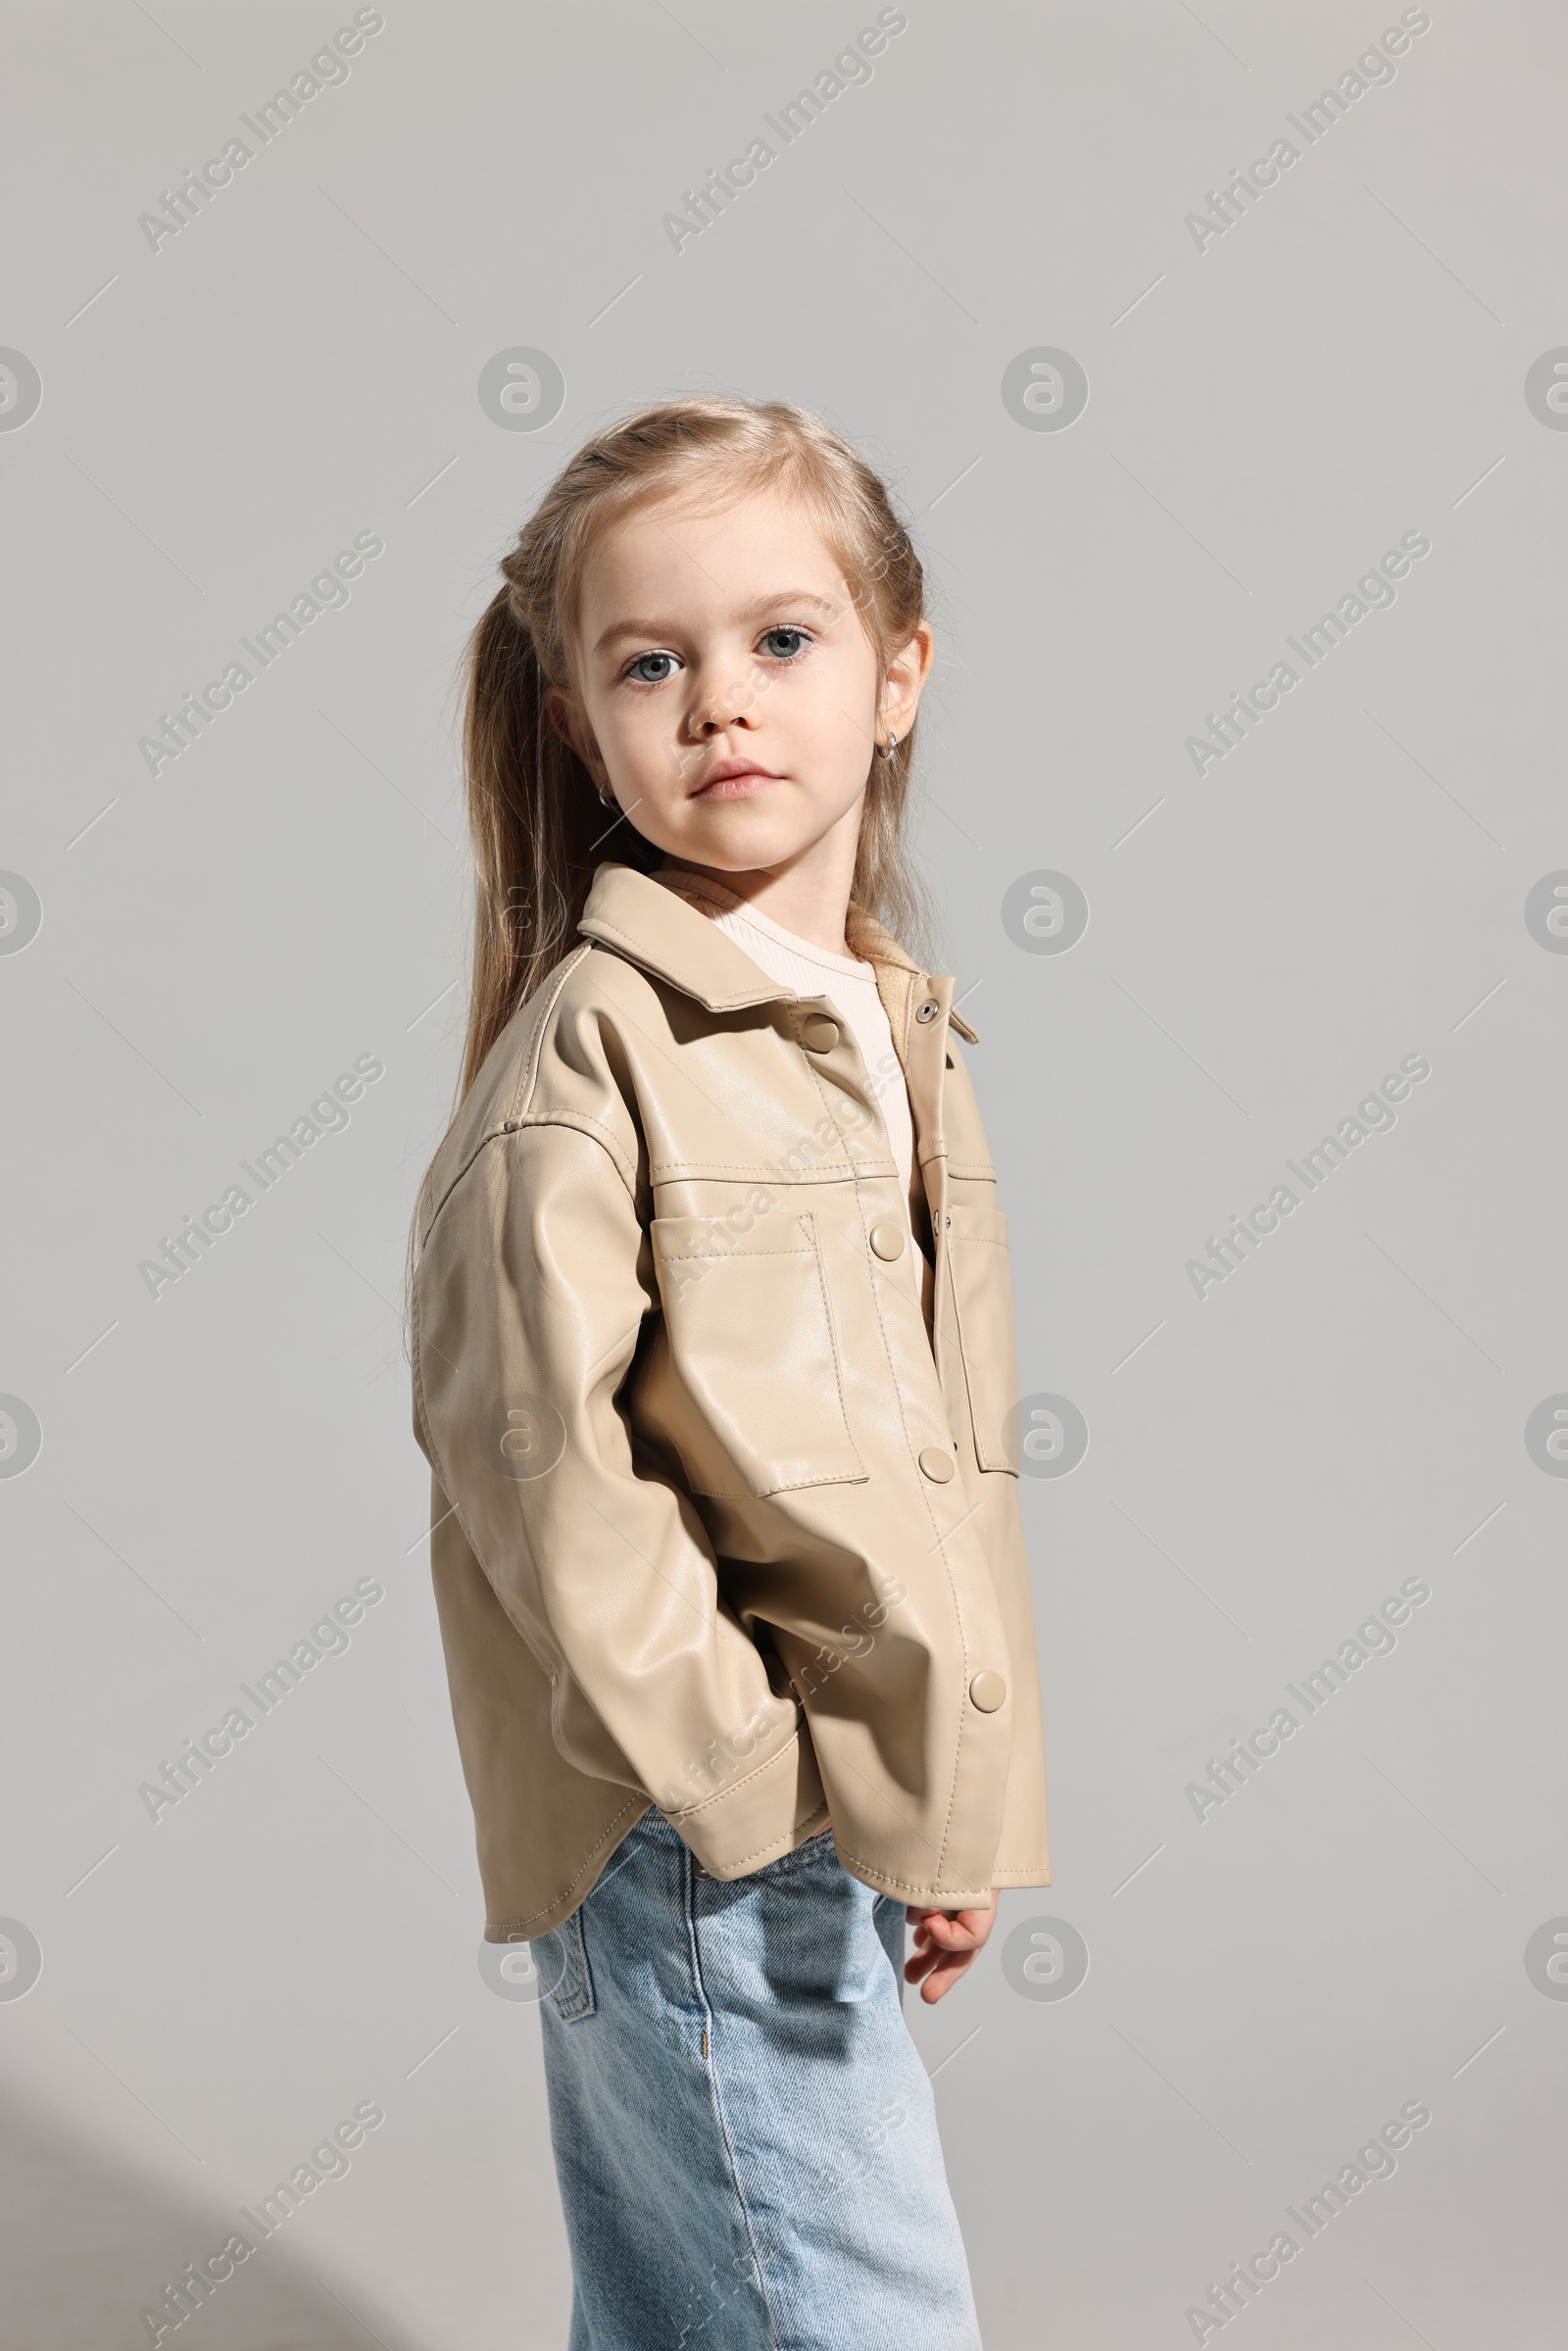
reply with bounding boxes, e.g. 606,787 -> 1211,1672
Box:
418,947 -> 631,1238
424,1111 -> 637,1253
508,1109 -> 638,1197
504,939 -> 595,1124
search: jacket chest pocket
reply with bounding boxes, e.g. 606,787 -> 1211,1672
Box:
945,1205 -> 1022,1475
649,1209 -> 867,1500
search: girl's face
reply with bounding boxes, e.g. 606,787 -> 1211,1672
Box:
552,483 -> 932,876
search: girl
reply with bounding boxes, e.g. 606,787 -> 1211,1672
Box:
410,398 -> 1051,2349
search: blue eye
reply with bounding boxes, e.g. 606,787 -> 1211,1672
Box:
759,627 -> 809,660
626,651 -> 678,684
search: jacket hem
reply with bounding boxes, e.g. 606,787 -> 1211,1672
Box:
482,1794 -> 653,1939
692,1806 -> 832,1877
835,1845 -> 1052,1903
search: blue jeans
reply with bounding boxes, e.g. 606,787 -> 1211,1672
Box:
529,1807 -> 983,2350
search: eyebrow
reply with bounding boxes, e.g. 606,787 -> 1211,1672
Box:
591,590 -> 843,658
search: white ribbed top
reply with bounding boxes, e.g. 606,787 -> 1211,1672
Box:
649,864 -> 930,1314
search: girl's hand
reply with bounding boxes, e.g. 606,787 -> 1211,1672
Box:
903,1895 -> 997,2003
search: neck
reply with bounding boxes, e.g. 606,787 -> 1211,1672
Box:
656,824 -> 859,959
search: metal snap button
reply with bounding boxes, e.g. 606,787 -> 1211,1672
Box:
801,1012 -> 840,1052
870,1220 -> 906,1261
915,999 -> 940,1024
918,1445 -> 956,1483
968,1671 -> 1006,1713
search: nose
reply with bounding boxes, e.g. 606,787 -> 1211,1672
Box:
685,662 -> 760,740
689,703 -> 755,739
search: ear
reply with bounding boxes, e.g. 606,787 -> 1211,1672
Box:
544,684 -> 607,782
877,619 -> 935,744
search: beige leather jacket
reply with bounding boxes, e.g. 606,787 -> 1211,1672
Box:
412,860 -> 1051,1938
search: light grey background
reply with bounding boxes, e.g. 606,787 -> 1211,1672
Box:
3,2 -> 1564,2344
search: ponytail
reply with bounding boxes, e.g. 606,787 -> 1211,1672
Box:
459,583 -> 657,1098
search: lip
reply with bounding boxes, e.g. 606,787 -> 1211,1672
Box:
690,760 -> 784,800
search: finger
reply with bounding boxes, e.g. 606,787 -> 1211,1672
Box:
918,1913 -> 984,1951
916,1951 -> 975,2003
905,1941 -> 975,1988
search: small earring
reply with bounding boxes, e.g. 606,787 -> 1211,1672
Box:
876,732 -> 899,760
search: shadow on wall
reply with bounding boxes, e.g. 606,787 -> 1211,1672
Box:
2,2077 -> 426,2351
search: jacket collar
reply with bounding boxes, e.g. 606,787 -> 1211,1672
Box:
577,860 -> 980,1040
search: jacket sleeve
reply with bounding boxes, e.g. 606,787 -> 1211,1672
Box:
412,1115 -> 814,1861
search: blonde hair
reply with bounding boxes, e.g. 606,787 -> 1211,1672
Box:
451,395 -> 936,1102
